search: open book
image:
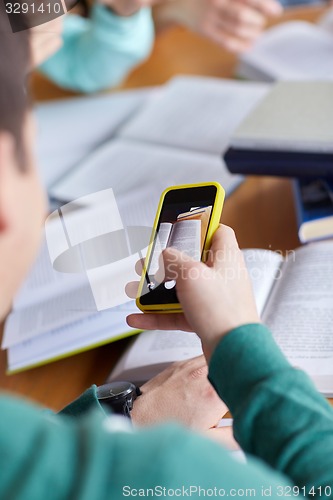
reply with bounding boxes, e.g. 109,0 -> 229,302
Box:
46,76 -> 270,204
109,241 -> 333,396
4,76 -> 271,372
237,19 -> 333,82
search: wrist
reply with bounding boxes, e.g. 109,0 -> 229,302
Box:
202,321 -> 262,363
96,381 -> 141,419
131,389 -> 152,426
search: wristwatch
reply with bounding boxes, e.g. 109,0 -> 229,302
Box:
96,381 -> 141,419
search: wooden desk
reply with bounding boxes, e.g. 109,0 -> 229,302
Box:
0,5 -> 327,411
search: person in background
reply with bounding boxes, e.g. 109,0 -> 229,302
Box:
155,0 -> 320,53
33,0 -> 154,92
156,0 -> 282,53
33,0 -> 320,92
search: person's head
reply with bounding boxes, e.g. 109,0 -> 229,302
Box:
0,7 -> 47,319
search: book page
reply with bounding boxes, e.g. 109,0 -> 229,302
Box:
13,239 -> 90,310
238,22 -> 333,82
263,241 -> 333,380
3,284 -> 97,348
36,88 -> 152,190
177,206 -> 212,249
109,329 -> 202,383
243,249 -> 284,316
149,223 -> 173,275
7,301 -> 138,373
119,76 -> 270,155
50,139 -> 242,209
169,220 -> 201,260
4,237 -> 143,349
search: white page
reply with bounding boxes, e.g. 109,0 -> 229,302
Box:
149,223 -> 173,275
238,22 -> 333,82
4,242 -> 142,348
13,239 -> 90,310
35,88 -> 153,189
50,138 -> 242,205
243,249 -> 284,316
7,301 -> 138,372
169,220 -> 201,260
119,76 -> 270,155
263,241 -> 333,385
3,283 -> 97,348
109,329 -> 202,383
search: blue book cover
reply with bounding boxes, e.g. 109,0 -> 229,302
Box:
293,178 -> 333,243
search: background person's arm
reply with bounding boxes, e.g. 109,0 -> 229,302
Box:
154,0 -> 282,53
39,6 -> 154,93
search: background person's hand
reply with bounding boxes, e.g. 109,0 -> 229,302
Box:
127,225 -> 260,361
29,17 -> 64,67
131,355 -> 228,428
157,0 -> 283,53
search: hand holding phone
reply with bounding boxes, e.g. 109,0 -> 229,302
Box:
136,182 -> 225,313
128,223 -> 260,362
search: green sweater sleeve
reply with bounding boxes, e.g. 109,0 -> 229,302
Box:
7,323 -> 333,498
39,6 -> 154,93
208,323 -> 333,495
0,392 -> 293,499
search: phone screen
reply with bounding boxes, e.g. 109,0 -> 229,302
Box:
139,185 -> 218,307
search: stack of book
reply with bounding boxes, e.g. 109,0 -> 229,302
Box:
294,177 -> 333,243
224,81 -> 333,178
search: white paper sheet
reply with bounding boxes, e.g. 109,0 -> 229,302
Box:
119,76 -> 270,154
35,88 -> 153,189
238,21 -> 333,82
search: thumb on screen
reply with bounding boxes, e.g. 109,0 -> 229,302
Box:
155,247 -> 202,287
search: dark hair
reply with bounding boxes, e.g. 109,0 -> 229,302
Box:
0,4 -> 30,166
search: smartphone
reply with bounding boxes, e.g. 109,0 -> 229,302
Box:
136,182 -> 225,313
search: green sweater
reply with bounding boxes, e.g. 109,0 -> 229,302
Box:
1,324 -> 332,499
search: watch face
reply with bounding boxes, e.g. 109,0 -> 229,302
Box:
97,381 -> 135,402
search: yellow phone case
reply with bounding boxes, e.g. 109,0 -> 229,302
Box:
136,182 -> 225,313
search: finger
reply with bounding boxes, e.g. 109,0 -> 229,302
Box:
126,312 -> 193,332
135,258 -> 145,276
212,225 -> 239,250
154,251 -> 167,284
221,36 -> 254,54
239,0 -> 282,17
205,22 -> 256,52
216,15 -> 264,42
125,281 -> 139,299
206,225 -> 240,267
162,247 -> 205,292
221,2 -> 267,30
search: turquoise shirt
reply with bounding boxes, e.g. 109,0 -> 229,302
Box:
1,323 -> 333,498
39,6 -> 154,93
